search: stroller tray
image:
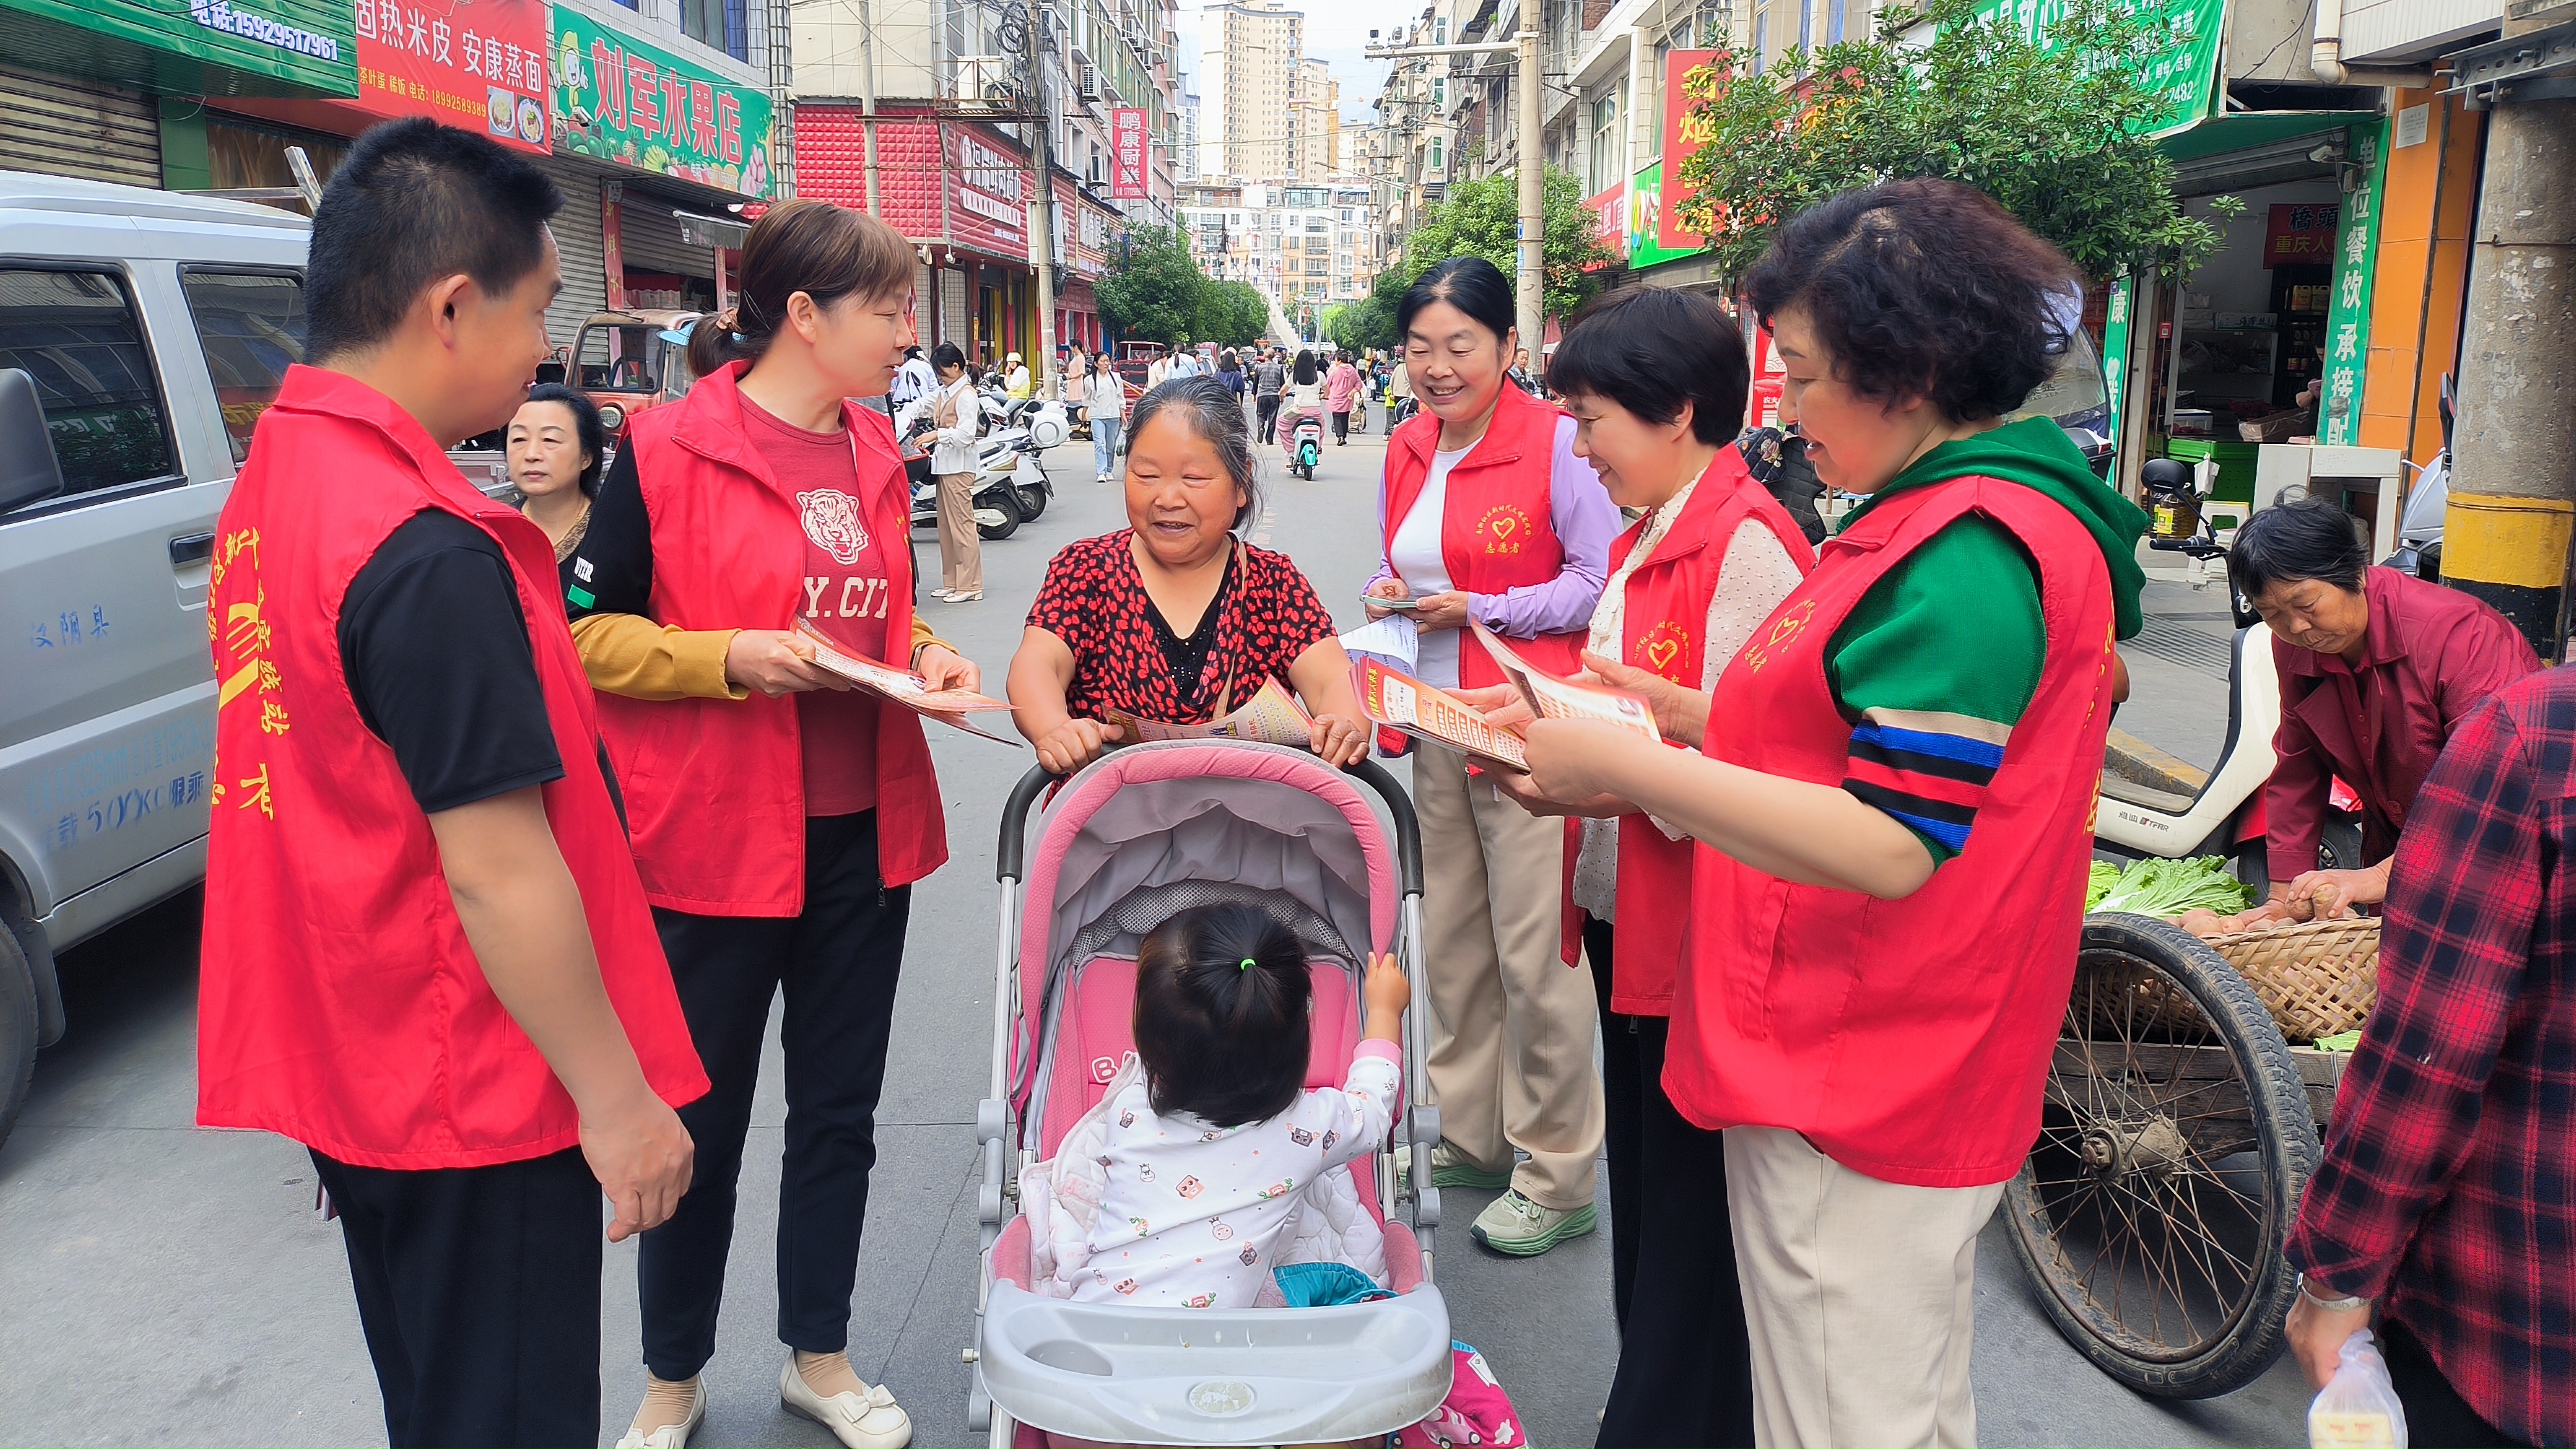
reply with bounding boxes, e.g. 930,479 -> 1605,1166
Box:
980,1280 -> 1452,1446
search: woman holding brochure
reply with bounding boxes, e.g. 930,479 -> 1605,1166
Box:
1469,288 -> 1810,1446
564,199 -> 974,1449
1008,374 -> 1370,775
1361,255 -> 1618,1259
1511,181 -> 2148,1447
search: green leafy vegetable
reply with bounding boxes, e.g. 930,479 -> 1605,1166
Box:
2088,856 -> 2255,919
2085,860 -> 2124,911
2312,1030 -> 2362,1053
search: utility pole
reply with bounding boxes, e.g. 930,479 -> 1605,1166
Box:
2444,0 -> 2576,659
1024,0 -> 1060,399
1365,20 -> 1546,353
858,0 -> 882,215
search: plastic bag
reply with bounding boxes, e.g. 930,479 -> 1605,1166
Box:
2309,1330 -> 2407,1448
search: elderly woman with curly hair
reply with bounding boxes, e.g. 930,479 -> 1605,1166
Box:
1512,179 -> 2149,1448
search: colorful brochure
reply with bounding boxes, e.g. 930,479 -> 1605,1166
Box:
1352,658 -> 1530,771
794,624 -> 1023,746
1101,676 -> 1315,747
1469,620 -> 1662,744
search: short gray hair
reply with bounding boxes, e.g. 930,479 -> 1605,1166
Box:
1128,374 -> 1263,528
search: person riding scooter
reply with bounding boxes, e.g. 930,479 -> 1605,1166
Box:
2225,495 -> 2539,923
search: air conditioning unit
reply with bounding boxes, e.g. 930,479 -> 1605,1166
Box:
1078,65 -> 1100,101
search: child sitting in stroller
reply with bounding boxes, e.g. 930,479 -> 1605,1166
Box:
1066,903 -> 1408,1309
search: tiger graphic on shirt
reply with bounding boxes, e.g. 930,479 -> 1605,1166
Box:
799,488 -> 871,565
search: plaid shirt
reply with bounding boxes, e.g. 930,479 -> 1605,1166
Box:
2285,666 -> 2576,1448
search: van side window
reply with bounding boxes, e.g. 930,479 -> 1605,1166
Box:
0,269 -> 177,496
180,271 -> 307,464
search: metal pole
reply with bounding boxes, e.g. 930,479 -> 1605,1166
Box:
1515,23 -> 1542,357
1027,0 -> 1060,399
860,0 -> 882,215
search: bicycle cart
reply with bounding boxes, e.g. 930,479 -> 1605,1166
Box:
2002,911 -> 2383,1397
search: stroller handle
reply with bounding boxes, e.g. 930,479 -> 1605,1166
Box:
993,755 -> 1426,898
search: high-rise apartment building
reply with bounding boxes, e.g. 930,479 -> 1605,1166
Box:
1291,56 -> 1341,182
1198,0 -> 1304,181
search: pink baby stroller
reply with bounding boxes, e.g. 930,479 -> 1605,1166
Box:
970,740 -> 1454,1446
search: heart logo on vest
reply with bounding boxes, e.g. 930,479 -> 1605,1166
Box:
798,489 -> 871,565
1477,504 -> 1534,556
1740,599 -> 1817,674
1637,621 -> 1689,681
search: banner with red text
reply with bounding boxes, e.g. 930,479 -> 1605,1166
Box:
350,0 -> 549,151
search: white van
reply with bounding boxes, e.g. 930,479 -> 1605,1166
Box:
0,174 -> 319,1146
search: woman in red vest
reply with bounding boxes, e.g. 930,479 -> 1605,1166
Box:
564,201 -> 974,1449
1485,286 -> 1814,1445
1517,181 -> 2149,1446
1361,256 -> 1620,1257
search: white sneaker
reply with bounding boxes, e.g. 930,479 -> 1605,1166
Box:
779,1357 -> 911,1449
614,1377 -> 705,1449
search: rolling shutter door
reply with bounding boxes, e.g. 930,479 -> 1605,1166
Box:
0,66 -> 158,188
617,195 -> 712,280
540,158 -> 610,346
939,267 -> 969,347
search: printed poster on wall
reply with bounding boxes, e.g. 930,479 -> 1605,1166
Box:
351,0 -> 549,152
1626,163 -> 1698,269
1111,107 -> 1148,199
1656,49 -> 1720,254
550,8 -> 777,196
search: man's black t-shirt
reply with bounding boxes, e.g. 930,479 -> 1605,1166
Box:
337,512 -> 564,813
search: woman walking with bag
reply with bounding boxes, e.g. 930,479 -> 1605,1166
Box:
1361,256 -> 1618,1258
564,199 -> 982,1449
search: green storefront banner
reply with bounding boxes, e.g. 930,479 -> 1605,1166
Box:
2101,272 -> 2135,449
551,11 -> 777,197
2318,119 -> 2388,447
1973,0 -> 2223,137
1628,163 -> 1700,270
4,0 -> 356,96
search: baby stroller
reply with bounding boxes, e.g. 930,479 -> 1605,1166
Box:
970,741 -> 1453,1446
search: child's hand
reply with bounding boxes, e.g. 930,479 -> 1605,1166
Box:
1362,952 -> 1410,1040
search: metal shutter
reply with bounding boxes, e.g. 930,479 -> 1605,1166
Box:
542,158 -> 611,345
617,194 -> 712,280
939,266 -> 969,347
0,65 -> 158,188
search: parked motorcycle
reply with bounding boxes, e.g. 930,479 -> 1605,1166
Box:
2383,375 -> 2451,581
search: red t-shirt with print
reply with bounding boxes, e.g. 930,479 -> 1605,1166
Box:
741,394 -> 888,817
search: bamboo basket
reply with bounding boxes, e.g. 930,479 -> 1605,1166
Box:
2206,917 -> 2380,1041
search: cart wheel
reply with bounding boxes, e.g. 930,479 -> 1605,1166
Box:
2001,912 -> 2318,1398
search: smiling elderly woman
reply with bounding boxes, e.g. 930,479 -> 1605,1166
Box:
1006,374 -> 1369,774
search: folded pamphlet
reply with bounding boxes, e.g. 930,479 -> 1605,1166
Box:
1469,620 -> 1661,744
1100,676 -> 1315,747
794,624 -> 1023,746
1351,658 -> 1529,771
1339,613 -> 1420,674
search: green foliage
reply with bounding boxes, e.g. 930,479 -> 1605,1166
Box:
1322,297 -> 1397,354
1197,280 -> 1272,349
1671,0 -> 2227,287
1391,166 -> 1613,327
1097,225 -> 1204,344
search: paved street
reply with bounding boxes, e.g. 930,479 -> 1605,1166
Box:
0,403 -> 2309,1448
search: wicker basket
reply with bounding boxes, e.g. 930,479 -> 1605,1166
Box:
2205,917 -> 2381,1041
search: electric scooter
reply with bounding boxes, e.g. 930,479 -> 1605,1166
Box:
1286,410 -> 1324,480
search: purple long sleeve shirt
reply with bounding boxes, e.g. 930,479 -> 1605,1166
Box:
1368,413 -> 1618,638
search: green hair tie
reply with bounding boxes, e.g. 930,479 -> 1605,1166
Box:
1240,958 -> 1257,972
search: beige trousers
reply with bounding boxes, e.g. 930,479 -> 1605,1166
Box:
934,471 -> 982,593
1724,1125 -> 2006,1449
1413,743 -> 1603,1210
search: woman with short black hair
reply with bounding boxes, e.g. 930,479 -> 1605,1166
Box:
1512,180 -> 2148,1445
510,382 -> 605,564
2225,493 -> 2537,922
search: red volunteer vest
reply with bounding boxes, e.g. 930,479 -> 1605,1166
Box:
1666,475 -> 2118,1188
1381,381 -> 1586,687
601,362 -> 947,916
1560,454 -> 1813,1013
196,365 -> 707,1169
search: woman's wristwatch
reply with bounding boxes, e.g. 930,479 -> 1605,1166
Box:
2296,1273 -> 2372,1313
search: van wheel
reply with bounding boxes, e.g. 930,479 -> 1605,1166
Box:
0,929 -> 35,1151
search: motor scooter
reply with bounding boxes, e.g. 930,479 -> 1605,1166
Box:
2383,375 -> 2451,580
1285,410 -> 1324,480
911,441 -> 1035,540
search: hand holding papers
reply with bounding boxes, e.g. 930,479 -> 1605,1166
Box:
793,624 -> 1022,746
1100,677 -> 1317,747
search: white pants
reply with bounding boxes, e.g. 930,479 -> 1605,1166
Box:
1724,1126 -> 2005,1449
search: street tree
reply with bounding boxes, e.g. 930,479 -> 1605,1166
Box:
1196,280 -> 1271,349
1098,224 -> 1204,344
1381,164 -> 1613,332
1671,0 -> 2229,286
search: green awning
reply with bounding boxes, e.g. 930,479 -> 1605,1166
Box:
2155,110 -> 2377,162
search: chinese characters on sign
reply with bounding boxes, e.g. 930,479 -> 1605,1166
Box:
1975,0 -> 2223,136
2318,121 -> 2388,447
2262,203 -> 2339,267
1657,49 -> 1721,253
1111,107 -> 1147,200
551,10 -> 776,195
353,0 -> 549,153
949,126 -> 1029,258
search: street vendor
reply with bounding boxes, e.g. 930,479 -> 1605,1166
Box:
1509,179 -> 2148,1448
2225,495 -> 2538,922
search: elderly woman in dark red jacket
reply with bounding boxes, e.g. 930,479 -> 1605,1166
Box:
2226,495 -> 2539,923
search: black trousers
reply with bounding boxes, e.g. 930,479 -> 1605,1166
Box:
1331,409 -> 1351,442
2381,1317 -> 2533,1448
1586,918 -> 1756,1449
638,810 -> 912,1381
309,1146 -> 602,1449
1256,393 -> 1282,442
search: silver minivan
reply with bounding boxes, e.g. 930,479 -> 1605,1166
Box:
0,174 -> 316,1145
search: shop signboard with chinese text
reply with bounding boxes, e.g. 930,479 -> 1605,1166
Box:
1583,180 -> 1627,269
2101,273 -> 2134,449
1972,0 -> 2221,137
352,0 -> 549,152
1111,107 -> 1147,199
2261,203 -> 2337,268
1657,49 -> 1720,253
949,125 -> 1028,260
551,8 -> 777,196
4,0 -> 355,95
2318,119 -> 2386,447
1627,163 -> 1698,269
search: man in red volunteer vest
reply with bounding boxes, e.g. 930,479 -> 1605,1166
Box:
1517,181 -> 2149,1447
197,119 -> 706,1448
